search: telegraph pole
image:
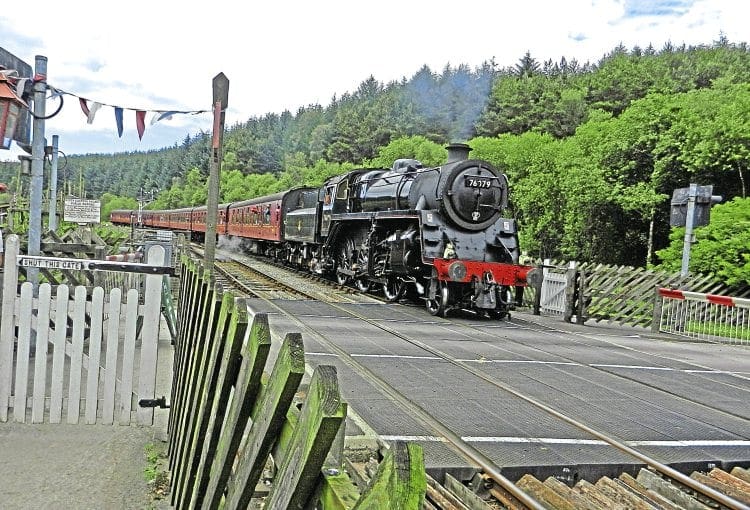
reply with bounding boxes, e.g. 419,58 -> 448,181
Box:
28,55 -> 48,286
204,72 -> 228,274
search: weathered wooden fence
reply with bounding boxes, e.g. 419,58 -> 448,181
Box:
525,259 -> 746,330
0,234 -> 170,425
168,255 -> 428,509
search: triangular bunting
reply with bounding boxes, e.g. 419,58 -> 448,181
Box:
114,107 -> 124,138
79,98 -> 90,117
135,110 -> 146,140
87,102 -> 102,124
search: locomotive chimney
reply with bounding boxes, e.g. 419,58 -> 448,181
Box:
446,143 -> 471,163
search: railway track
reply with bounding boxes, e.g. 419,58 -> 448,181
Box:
194,247 -> 750,509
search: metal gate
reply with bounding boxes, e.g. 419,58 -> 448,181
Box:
0,234 -> 172,425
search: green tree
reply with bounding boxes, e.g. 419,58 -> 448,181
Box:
100,193 -> 138,222
656,197 -> 750,287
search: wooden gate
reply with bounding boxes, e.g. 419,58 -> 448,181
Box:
0,234 -> 171,425
539,260 -> 574,315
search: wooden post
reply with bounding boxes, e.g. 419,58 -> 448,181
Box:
350,442 -> 426,509
535,258 -> 551,316
651,285 -> 663,333
576,267 -> 586,324
0,235 -> 20,421
563,261 -> 577,323
204,73 -> 229,275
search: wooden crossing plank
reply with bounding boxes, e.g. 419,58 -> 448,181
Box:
67,286 -> 87,424
222,332 -> 306,510
31,284 -> 52,423
85,287 -> 105,424
102,288 -> 122,425
13,282 -> 33,423
49,285 -> 70,423
120,289 -> 139,424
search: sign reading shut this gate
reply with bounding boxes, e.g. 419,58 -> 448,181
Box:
0,234 -> 173,425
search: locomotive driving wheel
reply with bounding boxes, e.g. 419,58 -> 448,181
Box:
354,245 -> 371,292
335,239 -> 355,286
426,281 -> 449,317
382,276 -> 405,302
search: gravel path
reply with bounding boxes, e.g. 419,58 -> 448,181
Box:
0,422 -> 170,509
0,316 -> 174,510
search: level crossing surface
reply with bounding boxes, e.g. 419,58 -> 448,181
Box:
244,297 -> 750,483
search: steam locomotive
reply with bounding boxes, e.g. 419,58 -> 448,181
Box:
111,144 -> 538,318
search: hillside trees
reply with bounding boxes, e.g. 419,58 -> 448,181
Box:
4,39 -> 748,276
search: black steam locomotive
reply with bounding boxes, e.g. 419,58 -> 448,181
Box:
112,143 -> 538,318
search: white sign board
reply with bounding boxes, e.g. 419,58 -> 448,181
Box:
19,258 -> 83,270
64,198 -> 101,224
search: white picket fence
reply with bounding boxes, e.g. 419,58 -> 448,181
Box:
0,234 -> 167,425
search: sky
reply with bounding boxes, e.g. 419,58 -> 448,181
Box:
0,0 -> 746,162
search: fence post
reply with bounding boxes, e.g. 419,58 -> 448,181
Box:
651,286 -> 663,333
563,261 -> 577,323
0,235 -> 20,422
576,267 -> 587,324
351,442 -> 426,509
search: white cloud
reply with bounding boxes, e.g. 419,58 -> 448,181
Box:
0,0 -> 746,160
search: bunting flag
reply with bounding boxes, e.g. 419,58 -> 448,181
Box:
56,87 -> 211,141
87,101 -> 102,124
79,97 -> 90,117
135,110 -> 146,140
150,110 -> 178,125
114,107 -> 124,137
